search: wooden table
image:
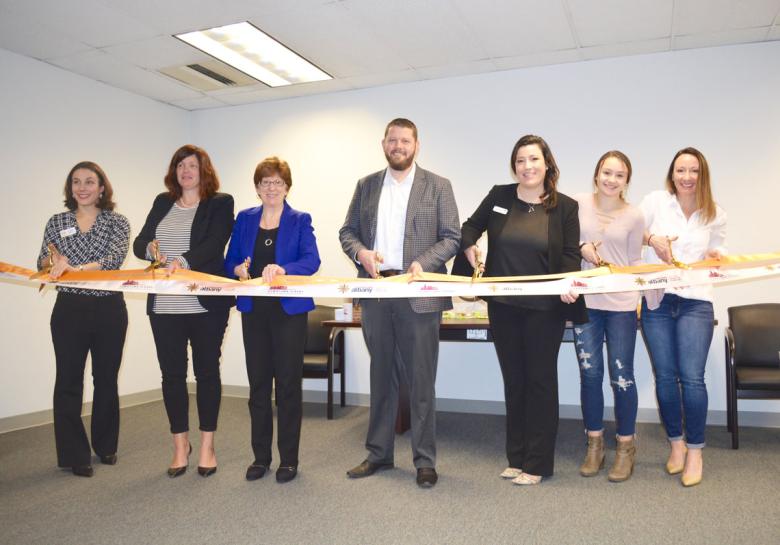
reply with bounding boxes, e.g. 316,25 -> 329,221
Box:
322,318 -> 574,433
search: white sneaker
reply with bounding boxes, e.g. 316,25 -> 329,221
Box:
512,473 -> 542,486
500,467 -> 523,479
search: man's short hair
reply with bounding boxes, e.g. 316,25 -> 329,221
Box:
384,118 -> 418,140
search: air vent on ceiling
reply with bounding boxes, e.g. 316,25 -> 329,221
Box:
159,60 -> 260,91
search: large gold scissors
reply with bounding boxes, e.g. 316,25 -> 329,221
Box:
666,237 -> 689,269
472,258 -> 483,282
240,257 -> 252,281
144,240 -> 165,273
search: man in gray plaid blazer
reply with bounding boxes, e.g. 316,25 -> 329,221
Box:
339,118 -> 460,487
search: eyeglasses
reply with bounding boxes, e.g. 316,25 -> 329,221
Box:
258,179 -> 285,188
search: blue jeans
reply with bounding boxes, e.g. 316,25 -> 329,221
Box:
641,294 -> 714,448
574,309 -> 638,436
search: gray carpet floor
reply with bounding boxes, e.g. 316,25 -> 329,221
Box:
1,397 -> 779,545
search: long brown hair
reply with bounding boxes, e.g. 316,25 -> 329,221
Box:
63,161 -> 116,211
509,134 -> 560,210
665,147 -> 716,223
164,144 -> 220,200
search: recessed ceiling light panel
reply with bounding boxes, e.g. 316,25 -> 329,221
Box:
176,22 -> 332,87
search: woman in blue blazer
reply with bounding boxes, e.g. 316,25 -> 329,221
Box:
225,156 -> 320,483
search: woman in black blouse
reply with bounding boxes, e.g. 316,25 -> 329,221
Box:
460,135 -> 586,485
38,161 -> 130,477
133,145 -> 234,478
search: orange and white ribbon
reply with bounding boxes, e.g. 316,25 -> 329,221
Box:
1,253 -> 780,299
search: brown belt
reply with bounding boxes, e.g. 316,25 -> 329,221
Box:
378,269 -> 402,277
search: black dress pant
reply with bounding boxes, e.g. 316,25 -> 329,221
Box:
149,310 -> 229,433
488,300 -> 566,477
50,292 -> 128,467
241,299 -> 307,467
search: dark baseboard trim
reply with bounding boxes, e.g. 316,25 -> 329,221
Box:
2,387 -> 778,433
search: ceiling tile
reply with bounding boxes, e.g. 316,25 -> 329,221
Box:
102,35 -> 210,70
168,96 -> 230,111
581,37 -> 671,60
673,0 -> 780,35
203,83 -> 271,98
98,0 -> 326,36
452,0 -> 576,57
212,88 -> 280,105
0,9 -> 93,60
492,49 -> 582,70
340,69 -> 421,90
49,49 -> 202,102
249,2 -> 409,78
414,59 -> 498,80
568,0 -> 674,46
3,0 -> 158,49
211,79 -> 353,105
341,0 -> 487,68
673,26 -> 771,49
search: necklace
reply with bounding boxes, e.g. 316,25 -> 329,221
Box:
177,198 -> 199,209
264,238 -> 273,246
518,198 -> 538,213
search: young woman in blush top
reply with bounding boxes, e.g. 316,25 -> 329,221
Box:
574,151 -> 644,482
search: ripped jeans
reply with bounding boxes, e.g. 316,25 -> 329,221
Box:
574,309 -> 638,436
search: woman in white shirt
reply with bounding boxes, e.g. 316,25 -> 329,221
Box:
640,147 -> 726,487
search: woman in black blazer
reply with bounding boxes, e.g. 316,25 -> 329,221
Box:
133,145 -> 234,478
461,134 -> 586,485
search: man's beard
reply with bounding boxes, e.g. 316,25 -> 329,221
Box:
385,151 -> 414,171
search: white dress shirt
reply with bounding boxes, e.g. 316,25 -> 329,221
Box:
640,190 -> 727,302
374,164 -> 416,270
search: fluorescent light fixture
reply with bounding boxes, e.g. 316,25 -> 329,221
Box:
176,22 -> 331,87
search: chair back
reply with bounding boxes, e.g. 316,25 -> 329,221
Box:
305,305 -> 334,354
728,303 -> 780,368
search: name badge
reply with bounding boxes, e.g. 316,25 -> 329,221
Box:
60,227 -> 77,238
492,206 -> 508,215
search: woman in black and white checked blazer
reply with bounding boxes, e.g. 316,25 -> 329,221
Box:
38,161 -> 130,477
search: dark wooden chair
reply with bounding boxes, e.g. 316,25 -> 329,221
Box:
302,305 -> 345,419
725,303 -> 780,449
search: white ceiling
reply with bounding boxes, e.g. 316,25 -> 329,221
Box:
1,0 -> 778,110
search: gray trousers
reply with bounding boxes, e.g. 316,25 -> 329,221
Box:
360,298 -> 441,468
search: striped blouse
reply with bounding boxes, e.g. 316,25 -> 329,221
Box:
152,203 -> 206,314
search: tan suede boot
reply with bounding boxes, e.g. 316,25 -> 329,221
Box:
579,434 -> 605,477
608,437 -> 636,482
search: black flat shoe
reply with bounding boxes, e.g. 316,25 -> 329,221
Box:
346,459 -> 394,479
99,454 -> 117,465
416,467 -> 438,488
72,465 -> 94,477
198,466 -> 217,477
276,466 -> 297,483
246,464 -> 268,481
167,443 -> 192,478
